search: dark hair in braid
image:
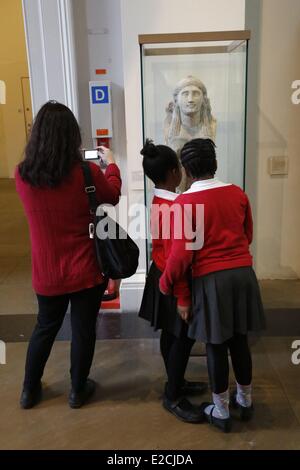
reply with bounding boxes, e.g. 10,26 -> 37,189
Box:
180,138 -> 217,178
140,138 -> 179,184
19,101 -> 82,187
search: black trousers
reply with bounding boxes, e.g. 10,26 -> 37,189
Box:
160,329 -> 195,401
23,283 -> 107,393
206,334 -> 252,394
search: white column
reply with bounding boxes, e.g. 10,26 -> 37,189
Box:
22,0 -> 78,117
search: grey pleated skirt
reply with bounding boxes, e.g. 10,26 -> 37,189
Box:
138,262 -> 188,338
188,266 -> 266,344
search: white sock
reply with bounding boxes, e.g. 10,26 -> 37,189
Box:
204,390 -> 230,420
236,382 -> 252,408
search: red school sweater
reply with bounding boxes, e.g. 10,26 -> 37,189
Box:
151,188 -> 191,307
159,179 -> 253,297
15,162 -> 121,296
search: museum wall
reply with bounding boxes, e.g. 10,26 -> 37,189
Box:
245,0 -> 300,279
71,0 -> 127,193
0,0 -> 30,178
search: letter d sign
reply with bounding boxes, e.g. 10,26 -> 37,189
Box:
91,86 -> 109,104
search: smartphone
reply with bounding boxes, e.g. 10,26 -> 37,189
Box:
83,149 -> 99,160
83,149 -> 108,169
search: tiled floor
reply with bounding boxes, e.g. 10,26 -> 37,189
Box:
1,337 -> 300,450
0,178 -> 300,450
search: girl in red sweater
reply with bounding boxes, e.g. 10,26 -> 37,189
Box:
160,138 -> 265,433
16,101 -> 121,409
139,139 -> 207,423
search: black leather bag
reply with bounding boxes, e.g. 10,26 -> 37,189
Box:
81,162 -> 139,280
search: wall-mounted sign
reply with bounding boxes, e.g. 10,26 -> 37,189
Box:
89,81 -> 112,138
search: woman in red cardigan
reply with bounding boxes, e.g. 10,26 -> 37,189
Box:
16,101 -> 121,409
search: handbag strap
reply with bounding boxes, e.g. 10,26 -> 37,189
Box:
81,162 -> 98,214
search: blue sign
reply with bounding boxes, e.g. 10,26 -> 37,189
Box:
91,86 -> 109,104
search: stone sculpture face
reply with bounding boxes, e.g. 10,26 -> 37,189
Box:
164,75 -> 217,192
164,76 -> 216,147
177,85 -> 204,116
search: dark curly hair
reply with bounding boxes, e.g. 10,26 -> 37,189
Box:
140,138 -> 179,184
180,138 -> 217,178
18,101 -> 82,187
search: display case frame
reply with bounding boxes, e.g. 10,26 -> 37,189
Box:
139,30 -> 251,268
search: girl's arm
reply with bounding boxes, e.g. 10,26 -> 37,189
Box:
244,195 -> 253,244
160,201 -> 194,299
162,231 -> 192,307
90,162 -> 122,206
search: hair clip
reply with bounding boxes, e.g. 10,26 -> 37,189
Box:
49,99 -> 57,104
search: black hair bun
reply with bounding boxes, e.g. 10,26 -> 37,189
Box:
140,138 -> 159,159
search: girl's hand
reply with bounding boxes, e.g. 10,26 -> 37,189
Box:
97,146 -> 115,165
177,305 -> 192,323
160,288 -> 168,296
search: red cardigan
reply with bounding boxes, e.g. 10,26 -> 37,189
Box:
151,189 -> 191,307
159,179 -> 253,301
15,162 -> 121,296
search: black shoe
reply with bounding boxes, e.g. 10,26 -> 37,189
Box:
69,379 -> 96,409
200,402 -> 232,433
20,382 -> 42,409
230,391 -> 254,421
181,380 -> 208,395
163,395 -> 204,423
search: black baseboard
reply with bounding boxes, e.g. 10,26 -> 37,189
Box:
0,308 -> 299,342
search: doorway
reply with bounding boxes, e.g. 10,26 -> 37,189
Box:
0,0 -> 34,327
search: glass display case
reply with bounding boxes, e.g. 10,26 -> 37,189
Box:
139,31 -> 250,266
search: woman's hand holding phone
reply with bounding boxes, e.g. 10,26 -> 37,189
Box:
97,146 -> 115,165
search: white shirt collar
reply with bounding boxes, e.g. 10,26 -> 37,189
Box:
184,178 -> 232,194
153,188 -> 178,201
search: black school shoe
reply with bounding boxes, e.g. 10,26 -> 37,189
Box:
181,380 -> 208,395
163,395 -> 204,423
200,402 -> 232,433
20,382 -> 42,409
69,379 -> 96,409
230,390 -> 254,421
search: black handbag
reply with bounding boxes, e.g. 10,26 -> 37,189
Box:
81,162 -> 139,280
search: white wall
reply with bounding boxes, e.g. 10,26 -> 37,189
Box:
72,0 -> 127,191
246,0 -> 300,279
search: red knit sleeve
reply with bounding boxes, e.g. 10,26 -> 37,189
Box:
160,199 -> 193,305
244,194 -> 253,244
90,162 -> 121,206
